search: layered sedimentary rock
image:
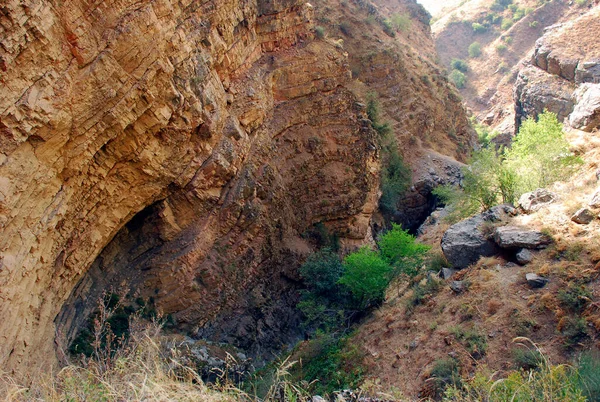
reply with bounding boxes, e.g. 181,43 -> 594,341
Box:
0,0 -> 381,372
0,0 -> 471,374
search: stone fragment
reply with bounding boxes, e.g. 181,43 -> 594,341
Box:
518,189 -> 557,213
526,273 -> 549,288
450,281 -> 465,293
494,226 -> 552,249
440,267 -> 457,280
590,188 -> 600,208
516,249 -> 534,265
312,396 -> 327,402
571,208 -> 595,224
441,214 -> 499,269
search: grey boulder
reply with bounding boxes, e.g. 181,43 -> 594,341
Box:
440,267 -> 457,280
571,208 -> 596,224
569,84 -> 600,132
518,189 -> 557,213
526,273 -> 549,288
494,226 -> 552,250
450,281 -> 466,293
441,214 -> 500,269
516,249 -> 534,265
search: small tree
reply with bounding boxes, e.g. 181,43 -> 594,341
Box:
378,224 -> 430,277
299,249 -> 344,297
339,247 -> 393,309
504,111 -> 581,195
468,42 -> 482,58
451,58 -> 469,73
449,69 -> 467,89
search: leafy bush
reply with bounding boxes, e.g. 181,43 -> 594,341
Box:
513,348 -> 545,370
501,18 -> 513,30
472,22 -> 487,33
557,283 -> 592,313
339,247 -> 393,309
293,332 -> 364,395
378,224 -> 430,277
496,43 -> 507,53
450,58 -> 469,73
405,276 -> 442,311
561,316 -> 588,349
339,22 -> 352,36
430,358 -> 462,398
450,325 -> 487,359
379,146 -> 411,214
468,42 -> 481,58
491,0 -> 513,11
449,69 -> 466,89
387,13 -> 411,32
434,148 -> 517,221
367,93 -> 411,214
299,249 -> 344,297
436,111 -> 580,221
504,111 -> 582,195
315,26 -> 326,39
366,95 -> 391,137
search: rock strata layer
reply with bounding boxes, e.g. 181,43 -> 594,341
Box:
0,0 -> 470,373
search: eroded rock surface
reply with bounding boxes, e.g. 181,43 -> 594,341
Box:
0,0 -> 471,373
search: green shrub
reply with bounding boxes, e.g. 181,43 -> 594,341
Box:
576,351 -> 600,401
561,316 -> 588,349
450,325 -> 487,359
315,26 -> 326,39
558,284 -> 592,313
513,348 -> 545,370
444,362 -> 586,401
434,148 -> 517,221
293,332 -> 365,395
406,276 -> 442,310
501,18 -> 513,30
491,0 -> 513,11
430,358 -> 462,398
387,13 -> 411,32
299,249 -> 344,297
366,95 -> 391,137
468,42 -> 481,58
504,111 -> 582,195
380,145 -> 411,214
450,58 -> 469,73
472,22 -> 487,33
378,224 -> 430,277
339,22 -> 352,36
449,69 -> 466,89
339,246 -> 393,309
496,43 -> 508,53
529,20 -> 539,28
437,111 -> 580,221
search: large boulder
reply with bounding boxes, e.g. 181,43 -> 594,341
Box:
441,213 -> 501,269
518,189 -> 557,213
569,84 -> 600,132
494,226 -> 552,250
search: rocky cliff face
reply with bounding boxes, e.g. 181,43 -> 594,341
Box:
0,0 -> 469,374
515,5 -> 600,132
